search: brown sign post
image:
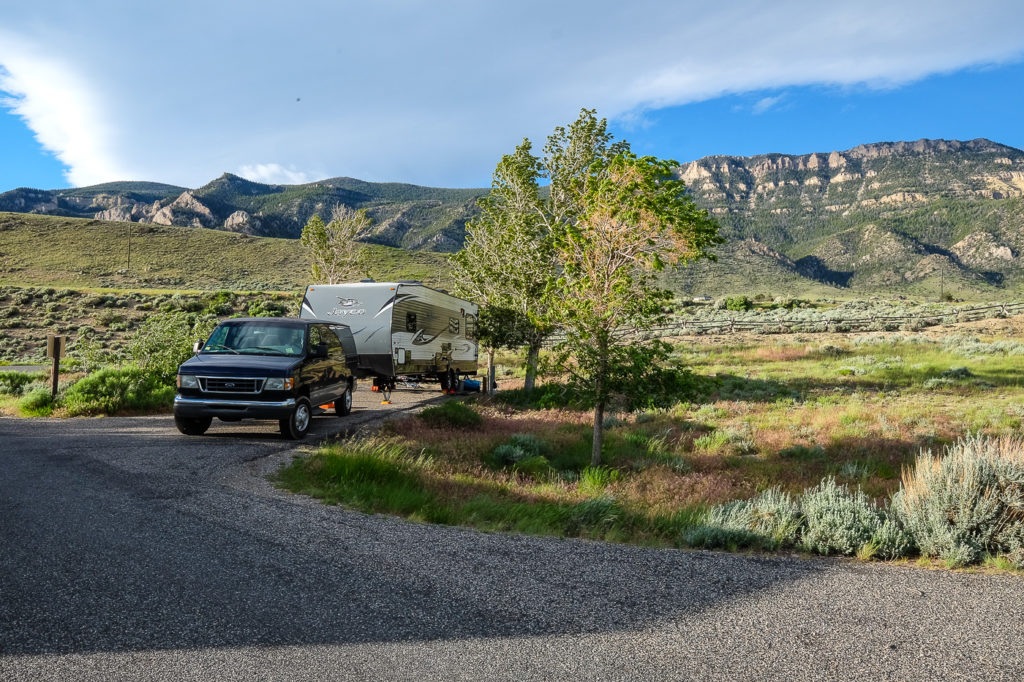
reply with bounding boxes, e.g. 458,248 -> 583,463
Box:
46,334 -> 67,401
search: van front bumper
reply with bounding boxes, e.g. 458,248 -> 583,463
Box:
173,395 -> 296,420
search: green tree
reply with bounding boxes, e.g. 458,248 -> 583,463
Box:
451,139 -> 553,391
473,305 -> 535,393
128,311 -> 218,384
300,204 -> 371,283
549,152 -> 722,466
452,110 -> 629,391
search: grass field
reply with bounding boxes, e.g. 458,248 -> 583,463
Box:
277,314 -> 1024,569
0,212 -> 449,291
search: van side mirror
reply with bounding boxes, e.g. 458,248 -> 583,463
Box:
193,340 -> 204,353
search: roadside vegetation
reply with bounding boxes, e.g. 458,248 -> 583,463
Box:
277,325 -> 1024,571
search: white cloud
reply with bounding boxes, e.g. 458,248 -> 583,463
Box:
752,95 -> 786,115
1,1 -> 1023,188
0,34 -> 134,185
237,163 -> 312,185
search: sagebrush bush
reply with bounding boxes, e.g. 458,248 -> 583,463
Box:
685,487 -> 802,550
569,496 -> 620,530
801,477 -> 889,557
488,444 -> 532,467
508,433 -> 549,456
487,433 -> 550,468
63,366 -> 175,416
894,435 -> 1024,568
418,400 -> 483,429
0,370 -> 39,396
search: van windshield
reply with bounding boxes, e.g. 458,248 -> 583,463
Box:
202,323 -> 306,356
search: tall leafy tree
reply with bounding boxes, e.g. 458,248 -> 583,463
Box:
451,139 -> 553,391
452,109 -> 630,391
549,152 -> 722,466
300,204 -> 371,283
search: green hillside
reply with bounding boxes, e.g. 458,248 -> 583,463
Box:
0,212 -> 450,292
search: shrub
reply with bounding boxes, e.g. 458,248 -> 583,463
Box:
418,400 -> 483,429
63,367 -> 175,416
685,487 -> 802,550
247,299 -> 290,317
568,496 -> 620,531
487,433 -> 551,468
0,371 -> 39,396
800,477 -> 904,557
508,433 -> 549,457
18,388 -> 54,416
725,296 -> 753,311
128,312 -> 218,384
513,455 -> 553,480
940,366 -> 973,380
488,443 -> 533,467
894,435 -> 1024,568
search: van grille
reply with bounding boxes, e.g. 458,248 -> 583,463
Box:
199,376 -> 264,394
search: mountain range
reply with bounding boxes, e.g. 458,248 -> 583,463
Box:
1,137 -> 1022,295
0,175 -> 486,252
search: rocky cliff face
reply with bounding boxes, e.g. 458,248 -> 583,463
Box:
679,138 -> 1024,216
677,138 -> 1024,291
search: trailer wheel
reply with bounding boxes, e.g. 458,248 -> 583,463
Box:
335,384 -> 353,416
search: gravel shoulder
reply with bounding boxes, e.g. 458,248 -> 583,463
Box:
1,385 -> 1023,681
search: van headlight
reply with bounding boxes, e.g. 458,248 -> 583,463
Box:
264,377 -> 294,391
177,374 -> 199,389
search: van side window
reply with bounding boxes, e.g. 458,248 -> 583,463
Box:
448,317 -> 460,334
324,327 -> 343,354
308,325 -> 323,351
406,312 -> 417,332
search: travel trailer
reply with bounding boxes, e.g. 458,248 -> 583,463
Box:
300,281 -> 478,394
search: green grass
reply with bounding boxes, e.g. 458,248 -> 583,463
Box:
273,317 -> 1024,571
0,212 -> 449,291
275,438 -> 682,542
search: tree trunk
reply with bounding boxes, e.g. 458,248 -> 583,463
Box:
486,346 -> 496,395
591,397 -> 604,467
591,332 -> 609,467
523,339 -> 541,392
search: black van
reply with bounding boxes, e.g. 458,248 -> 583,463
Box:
173,318 -> 357,439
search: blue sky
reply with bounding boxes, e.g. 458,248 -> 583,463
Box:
614,61 -> 1024,164
2,1 -> 1024,192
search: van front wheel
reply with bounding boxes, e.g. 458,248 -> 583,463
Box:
175,415 -> 212,436
280,398 -> 312,439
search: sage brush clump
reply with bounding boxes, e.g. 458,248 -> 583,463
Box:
0,371 -> 39,395
686,480 -> 910,559
801,477 -> 895,557
894,434 -> 1024,568
685,487 -> 802,550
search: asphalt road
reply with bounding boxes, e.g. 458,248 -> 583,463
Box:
2,386 -> 1023,681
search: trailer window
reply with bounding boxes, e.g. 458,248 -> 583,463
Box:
465,315 -> 476,340
405,312 -> 417,332
449,317 -> 460,334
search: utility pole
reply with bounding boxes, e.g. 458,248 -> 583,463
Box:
126,222 -> 131,276
939,262 -> 944,302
